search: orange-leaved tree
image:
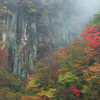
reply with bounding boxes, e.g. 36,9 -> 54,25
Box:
56,38 -> 96,76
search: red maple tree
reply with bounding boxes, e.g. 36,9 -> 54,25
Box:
70,85 -> 81,98
0,46 -> 9,69
80,25 -> 100,48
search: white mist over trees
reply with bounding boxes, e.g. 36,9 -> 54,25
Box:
40,0 -> 100,36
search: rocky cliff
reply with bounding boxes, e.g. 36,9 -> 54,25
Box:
0,0 -> 97,79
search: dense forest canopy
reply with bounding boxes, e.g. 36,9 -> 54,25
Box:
1,0 -> 100,100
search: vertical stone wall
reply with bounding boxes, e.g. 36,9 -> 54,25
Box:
3,11 -> 37,79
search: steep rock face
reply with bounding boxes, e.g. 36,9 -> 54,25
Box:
37,8 -> 73,48
3,8 -> 74,79
3,11 -> 37,79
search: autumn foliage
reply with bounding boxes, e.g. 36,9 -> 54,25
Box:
1,0 -> 100,99
0,46 -> 9,69
0,23 -> 100,99
25,30 -> 100,99
70,86 -> 81,98
80,25 -> 100,48
1,23 -> 100,99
